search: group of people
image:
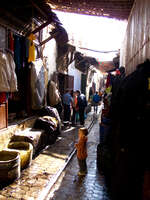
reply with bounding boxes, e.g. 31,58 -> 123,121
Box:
48,82 -> 102,176
63,89 -> 87,126
48,79 -> 102,126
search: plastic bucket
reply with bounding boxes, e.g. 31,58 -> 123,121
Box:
0,150 -> 21,183
7,142 -> 33,169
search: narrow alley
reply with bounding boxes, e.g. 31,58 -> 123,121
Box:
0,1 -> 150,200
0,106 -> 110,200
46,107 -> 110,200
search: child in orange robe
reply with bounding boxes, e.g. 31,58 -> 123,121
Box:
75,127 -> 88,176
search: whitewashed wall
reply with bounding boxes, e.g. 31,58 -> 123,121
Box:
68,61 -> 82,91
86,66 -> 103,100
120,0 -> 150,75
42,27 -> 57,81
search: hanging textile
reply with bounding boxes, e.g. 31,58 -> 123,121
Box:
0,51 -> 18,92
25,38 -> 29,59
28,33 -> 36,63
14,35 -> 22,70
48,80 -> 61,107
7,52 -> 18,92
30,59 -> 46,110
8,31 -> 14,52
0,92 -> 7,104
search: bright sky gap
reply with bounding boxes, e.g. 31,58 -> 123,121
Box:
53,10 -> 127,61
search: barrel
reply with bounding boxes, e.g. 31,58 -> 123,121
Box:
0,150 -> 21,183
7,142 -> 33,169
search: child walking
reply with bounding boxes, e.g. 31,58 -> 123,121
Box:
75,127 -> 88,176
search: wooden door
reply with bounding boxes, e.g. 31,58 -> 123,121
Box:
58,73 -> 74,96
64,75 -> 74,91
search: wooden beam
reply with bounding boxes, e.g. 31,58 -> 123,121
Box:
39,32 -> 58,46
32,20 -> 52,34
39,35 -> 53,46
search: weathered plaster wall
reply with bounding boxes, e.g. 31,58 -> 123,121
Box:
42,39 -> 57,81
42,27 -> 57,81
68,61 -> 82,91
86,67 -> 103,101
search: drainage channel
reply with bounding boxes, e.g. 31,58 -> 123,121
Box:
38,114 -> 97,200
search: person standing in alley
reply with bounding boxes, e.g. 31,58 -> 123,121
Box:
76,90 -> 87,126
63,89 -> 73,122
71,90 -> 78,125
75,127 -> 88,176
92,91 -> 101,113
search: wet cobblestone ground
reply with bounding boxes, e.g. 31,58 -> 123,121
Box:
46,107 -> 110,200
0,109 -> 96,200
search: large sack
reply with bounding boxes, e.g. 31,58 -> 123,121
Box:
34,116 -> 58,132
38,106 -> 61,124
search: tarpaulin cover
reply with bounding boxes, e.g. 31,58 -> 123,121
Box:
120,0 -> 150,75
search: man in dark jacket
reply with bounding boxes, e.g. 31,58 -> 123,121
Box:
63,89 -> 73,122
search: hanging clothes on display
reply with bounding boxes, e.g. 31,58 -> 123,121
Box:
30,59 -> 46,110
0,50 -> 18,92
25,38 -> 29,61
0,92 -> 8,104
14,35 -> 22,70
28,33 -> 36,63
8,31 -> 14,52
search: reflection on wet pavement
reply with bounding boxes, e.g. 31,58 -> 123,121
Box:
47,118 -> 110,200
